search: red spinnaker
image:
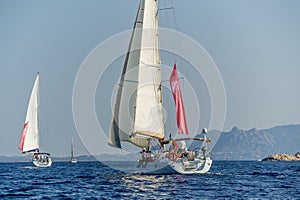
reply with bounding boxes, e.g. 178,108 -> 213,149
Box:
19,122 -> 29,150
170,64 -> 189,134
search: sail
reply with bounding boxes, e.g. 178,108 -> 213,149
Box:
19,74 -> 40,153
109,0 -> 148,148
170,64 -> 189,134
109,0 -> 164,149
133,0 -> 164,140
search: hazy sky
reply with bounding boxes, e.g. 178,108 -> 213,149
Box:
1,0 -> 299,156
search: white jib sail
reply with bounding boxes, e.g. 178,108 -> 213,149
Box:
109,0 -> 146,148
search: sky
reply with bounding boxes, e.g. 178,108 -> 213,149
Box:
0,0 -> 299,156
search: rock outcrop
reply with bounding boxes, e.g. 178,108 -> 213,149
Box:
262,152 -> 300,161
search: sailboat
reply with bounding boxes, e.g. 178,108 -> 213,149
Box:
18,72 -> 52,167
109,0 -> 212,174
70,137 -> 77,163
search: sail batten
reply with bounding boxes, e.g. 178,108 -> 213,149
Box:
135,130 -> 164,139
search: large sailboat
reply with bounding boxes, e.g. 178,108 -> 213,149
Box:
19,73 -> 52,167
109,0 -> 212,174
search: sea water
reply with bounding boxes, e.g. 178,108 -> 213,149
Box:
0,161 -> 299,199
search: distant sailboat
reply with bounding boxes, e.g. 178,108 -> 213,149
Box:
109,0 -> 212,174
19,72 -> 52,167
70,138 -> 77,163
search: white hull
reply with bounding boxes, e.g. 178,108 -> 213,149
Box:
136,160 -> 176,175
141,165 -> 177,175
33,157 -> 52,168
168,157 -> 212,174
71,159 -> 77,163
136,152 -> 212,175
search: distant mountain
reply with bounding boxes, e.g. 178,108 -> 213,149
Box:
0,154 -> 139,163
211,124 -> 300,160
2,124 -> 299,162
0,155 -> 73,163
0,156 -> 30,163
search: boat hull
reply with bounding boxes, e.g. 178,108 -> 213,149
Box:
33,157 -> 52,168
169,157 -> 212,174
135,153 -> 212,175
137,162 -> 177,175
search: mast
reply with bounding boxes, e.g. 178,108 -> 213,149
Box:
37,72 -> 40,150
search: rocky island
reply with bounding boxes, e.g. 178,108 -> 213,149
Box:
262,152 -> 300,161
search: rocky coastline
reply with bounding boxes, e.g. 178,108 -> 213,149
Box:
262,152 -> 300,161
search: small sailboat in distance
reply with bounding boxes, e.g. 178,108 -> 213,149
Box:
19,72 -> 52,167
109,0 -> 212,174
70,137 -> 77,163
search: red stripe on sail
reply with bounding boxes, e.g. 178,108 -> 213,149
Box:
19,122 -> 29,150
170,64 -> 189,134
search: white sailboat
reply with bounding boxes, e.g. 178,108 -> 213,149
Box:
109,0 -> 212,174
19,72 -> 52,167
70,137 -> 77,163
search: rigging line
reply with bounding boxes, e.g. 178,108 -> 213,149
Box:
170,0 -> 190,128
158,7 -> 174,11
161,77 -> 184,83
156,7 -> 174,17
170,0 -> 178,31
168,3 -> 176,63
160,0 -> 171,30
170,0 -> 183,68
158,0 -> 176,64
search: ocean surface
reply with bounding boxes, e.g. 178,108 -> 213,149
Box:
0,161 -> 299,199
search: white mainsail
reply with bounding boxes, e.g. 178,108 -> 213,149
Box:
109,0 -> 164,149
19,73 -> 40,153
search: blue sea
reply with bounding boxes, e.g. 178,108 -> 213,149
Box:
0,161 -> 299,199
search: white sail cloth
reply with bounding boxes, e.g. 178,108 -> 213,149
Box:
19,74 -> 40,153
109,0 -> 164,149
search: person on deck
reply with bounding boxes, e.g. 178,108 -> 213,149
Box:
178,141 -> 187,158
